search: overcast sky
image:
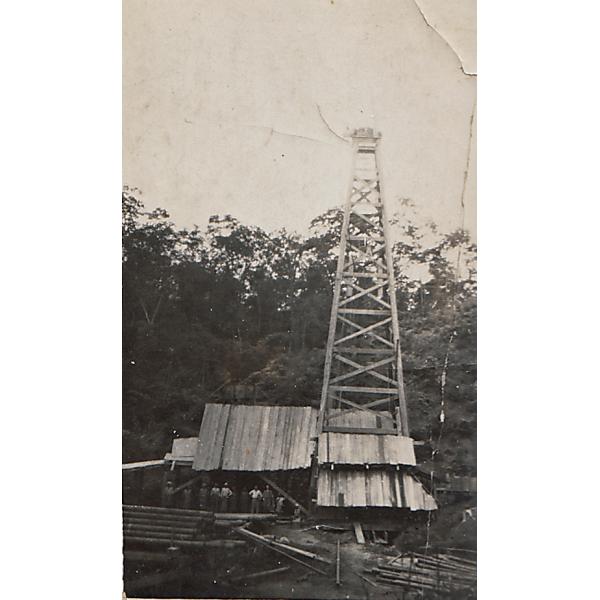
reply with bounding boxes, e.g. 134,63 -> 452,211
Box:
123,0 -> 476,240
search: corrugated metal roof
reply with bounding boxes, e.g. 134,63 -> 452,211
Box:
164,437 -> 197,462
317,469 -> 437,511
193,404 -> 318,471
318,433 -> 416,466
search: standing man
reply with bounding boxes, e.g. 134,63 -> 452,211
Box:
275,495 -> 285,515
249,485 -> 263,514
220,482 -> 233,513
209,482 -> 221,512
198,482 -> 210,510
181,486 -> 193,509
263,484 -> 275,513
293,503 -> 302,520
162,480 -> 175,508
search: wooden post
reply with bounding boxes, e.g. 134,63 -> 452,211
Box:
229,566 -> 290,583
259,474 -> 310,517
377,140 -> 409,436
317,143 -> 357,434
308,455 -> 319,513
353,522 -> 365,544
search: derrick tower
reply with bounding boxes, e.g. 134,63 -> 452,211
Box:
318,128 -> 409,437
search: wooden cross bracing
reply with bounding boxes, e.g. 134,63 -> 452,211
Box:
318,129 -> 410,436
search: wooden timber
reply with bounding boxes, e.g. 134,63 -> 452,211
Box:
236,528 -> 327,576
122,459 -> 165,471
124,537 -> 245,549
258,474 -> 310,517
322,426 -> 397,435
353,522 -> 366,544
123,505 -> 275,522
228,566 -> 290,583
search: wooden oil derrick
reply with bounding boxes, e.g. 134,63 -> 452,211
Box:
317,128 -> 409,437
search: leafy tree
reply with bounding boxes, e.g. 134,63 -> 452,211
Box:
122,189 -> 476,479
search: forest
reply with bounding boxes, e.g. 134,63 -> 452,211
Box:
122,187 -> 476,480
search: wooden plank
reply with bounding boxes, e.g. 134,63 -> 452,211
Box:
342,271 -> 387,279
326,399 -> 397,423
334,354 -> 397,386
215,512 -> 276,521
348,235 -> 385,242
337,315 -> 394,348
329,396 -> 393,422
330,355 -> 395,384
338,308 -> 391,316
300,407 -> 313,468
347,281 -> 391,309
122,459 -> 165,471
322,426 -> 398,435
229,566 -> 290,583
123,505 -> 213,518
287,406 -> 300,471
335,347 -> 394,354
272,540 -> 332,565
259,474 -> 310,517
329,385 -> 399,394
236,528 -> 327,575
353,522 -> 366,544
267,405 -> 281,470
221,403 -> 238,470
256,405 -> 270,471
327,406 -> 395,429
339,281 -> 387,307
199,404 -> 225,470
217,404 -> 232,470
334,317 -> 392,346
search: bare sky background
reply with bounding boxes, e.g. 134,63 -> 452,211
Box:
123,0 -> 476,240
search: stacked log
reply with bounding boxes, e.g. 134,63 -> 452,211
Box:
368,552 -> 476,594
123,504 -> 259,550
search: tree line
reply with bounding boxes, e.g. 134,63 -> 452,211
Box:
123,187 -> 476,477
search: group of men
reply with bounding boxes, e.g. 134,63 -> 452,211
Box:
206,482 -> 286,514
162,479 -> 287,515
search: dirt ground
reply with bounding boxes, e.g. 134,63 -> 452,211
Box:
233,522 -> 394,600
125,503 -> 476,599
162,523 -> 458,599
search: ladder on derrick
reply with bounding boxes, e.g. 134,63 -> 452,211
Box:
317,128 -> 409,437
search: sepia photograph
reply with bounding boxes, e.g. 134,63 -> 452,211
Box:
123,1 -> 476,597
6,2 -> 600,600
